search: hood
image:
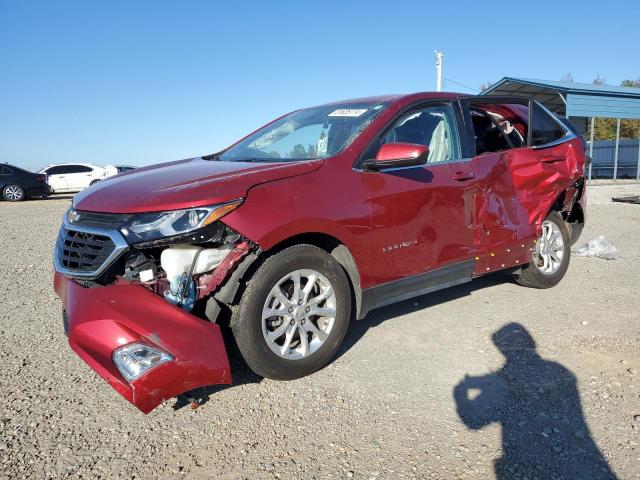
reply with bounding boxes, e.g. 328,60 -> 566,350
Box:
73,157 -> 323,213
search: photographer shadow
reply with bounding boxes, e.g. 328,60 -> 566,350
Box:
453,323 -> 617,480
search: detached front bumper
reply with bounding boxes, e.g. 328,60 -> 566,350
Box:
54,272 -> 231,413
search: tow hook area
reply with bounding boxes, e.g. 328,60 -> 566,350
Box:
54,272 -> 231,413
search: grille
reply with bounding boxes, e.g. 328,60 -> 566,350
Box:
56,227 -> 117,274
70,211 -> 132,229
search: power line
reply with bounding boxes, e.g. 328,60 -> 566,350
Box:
443,77 -> 479,93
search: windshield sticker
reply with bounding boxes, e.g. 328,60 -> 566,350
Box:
328,108 -> 368,117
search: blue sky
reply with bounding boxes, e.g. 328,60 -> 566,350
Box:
1,0 -> 639,171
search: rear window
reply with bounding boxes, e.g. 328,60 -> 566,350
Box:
470,100 -> 568,154
531,102 -> 566,146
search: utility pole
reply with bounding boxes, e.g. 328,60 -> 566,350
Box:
435,50 -> 443,92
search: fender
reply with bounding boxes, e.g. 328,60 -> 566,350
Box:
222,164 -> 375,288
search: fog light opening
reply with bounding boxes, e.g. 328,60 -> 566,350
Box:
112,342 -> 173,382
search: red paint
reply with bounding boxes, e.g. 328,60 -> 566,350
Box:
73,158 -> 323,213
57,91 -> 587,412
54,272 -> 230,413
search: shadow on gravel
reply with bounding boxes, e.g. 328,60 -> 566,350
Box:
454,323 -> 617,480
40,195 -> 74,201
177,272 -> 509,410
337,272 -> 508,359
174,326 -> 262,411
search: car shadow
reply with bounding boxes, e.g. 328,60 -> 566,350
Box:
175,273 -> 511,411
335,272 -> 509,360
173,326 -> 263,410
453,323 -> 617,479
35,195 -> 75,201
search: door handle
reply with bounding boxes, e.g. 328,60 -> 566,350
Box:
452,171 -> 475,181
541,154 -> 565,163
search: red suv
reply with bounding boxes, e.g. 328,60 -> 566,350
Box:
54,92 -> 586,413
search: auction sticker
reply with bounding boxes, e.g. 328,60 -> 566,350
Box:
328,108 -> 368,117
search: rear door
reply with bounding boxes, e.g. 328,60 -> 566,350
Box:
65,165 -> 95,190
44,166 -> 69,192
462,98 -> 584,272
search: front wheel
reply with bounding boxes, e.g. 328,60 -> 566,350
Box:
513,211 -> 571,289
231,245 -> 351,380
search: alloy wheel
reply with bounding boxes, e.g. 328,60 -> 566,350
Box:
533,220 -> 565,275
262,269 -> 337,360
4,186 -> 23,201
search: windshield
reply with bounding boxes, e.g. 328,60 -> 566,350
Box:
218,102 -> 389,162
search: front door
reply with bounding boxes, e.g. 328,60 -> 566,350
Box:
361,102 -> 479,285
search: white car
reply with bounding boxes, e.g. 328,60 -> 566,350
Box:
39,163 -> 111,193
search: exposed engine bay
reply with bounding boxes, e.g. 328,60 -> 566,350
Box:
56,208 -> 258,319
121,239 -> 252,313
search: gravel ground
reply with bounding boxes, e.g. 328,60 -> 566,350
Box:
1,184 -> 639,479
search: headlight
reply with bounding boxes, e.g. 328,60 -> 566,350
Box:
120,199 -> 242,244
113,343 -> 173,382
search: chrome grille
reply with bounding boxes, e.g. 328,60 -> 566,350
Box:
54,220 -> 129,279
57,229 -> 115,272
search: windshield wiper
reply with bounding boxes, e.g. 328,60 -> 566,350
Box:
239,157 -> 279,163
202,151 -> 223,161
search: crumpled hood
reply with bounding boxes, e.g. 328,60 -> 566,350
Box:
73,157 -> 323,213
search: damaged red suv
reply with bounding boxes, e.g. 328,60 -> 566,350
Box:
54,93 -> 586,413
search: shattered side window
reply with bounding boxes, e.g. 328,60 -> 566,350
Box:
471,103 -> 529,155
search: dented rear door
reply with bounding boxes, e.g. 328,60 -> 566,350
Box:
462,98 -> 585,273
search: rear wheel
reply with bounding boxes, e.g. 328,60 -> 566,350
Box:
513,211 -> 570,289
231,245 -> 351,380
3,185 -> 25,201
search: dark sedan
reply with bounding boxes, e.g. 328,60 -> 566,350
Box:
0,163 -> 52,201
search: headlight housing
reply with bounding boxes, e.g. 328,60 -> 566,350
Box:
119,199 -> 242,244
113,343 -> 173,382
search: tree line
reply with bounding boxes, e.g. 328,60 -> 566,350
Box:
588,78 -> 640,141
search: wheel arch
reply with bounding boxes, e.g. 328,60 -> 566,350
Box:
213,232 -> 363,321
266,232 -> 363,319
544,179 -> 585,244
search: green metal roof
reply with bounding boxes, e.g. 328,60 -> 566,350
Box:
482,77 -> 640,119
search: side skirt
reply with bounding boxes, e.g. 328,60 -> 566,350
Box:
358,259 -> 475,319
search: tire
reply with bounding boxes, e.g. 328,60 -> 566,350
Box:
231,244 -> 351,380
513,211 -> 571,289
2,185 -> 26,202
89,180 -> 100,186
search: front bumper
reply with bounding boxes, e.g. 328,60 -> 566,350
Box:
54,272 -> 231,413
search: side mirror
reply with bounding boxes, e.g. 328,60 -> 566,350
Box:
362,142 -> 430,171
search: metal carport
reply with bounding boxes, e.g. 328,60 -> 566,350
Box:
482,77 -> 640,180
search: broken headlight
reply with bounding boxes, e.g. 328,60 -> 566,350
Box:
113,343 -> 173,382
119,199 -> 242,244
